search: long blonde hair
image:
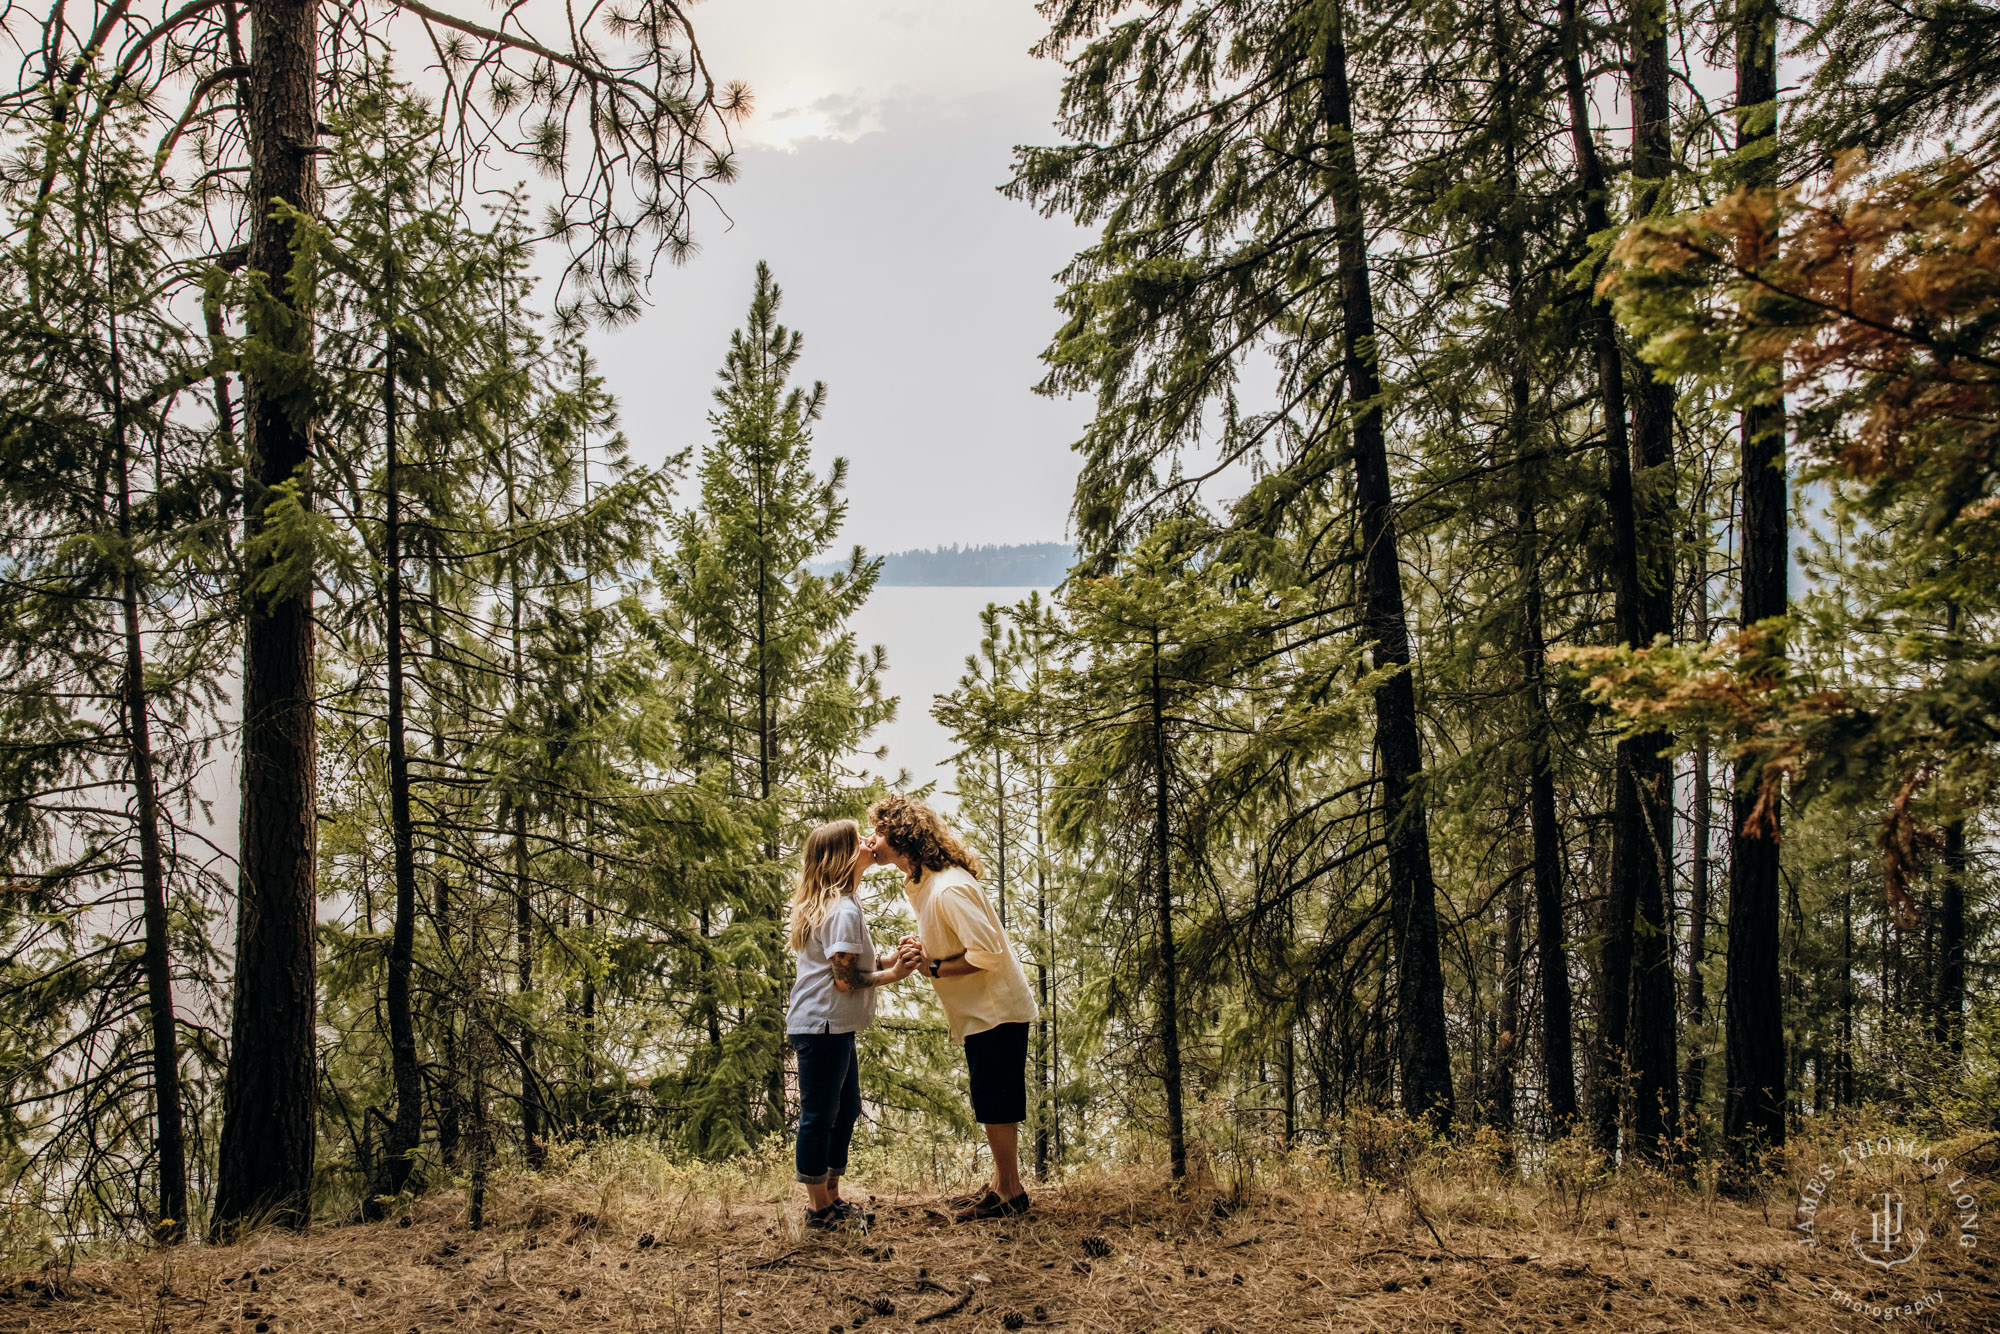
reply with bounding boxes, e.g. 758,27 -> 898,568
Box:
786,819 -> 863,952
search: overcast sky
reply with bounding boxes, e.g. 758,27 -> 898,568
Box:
589,1 -> 1095,556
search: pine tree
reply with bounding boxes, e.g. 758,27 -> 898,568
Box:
1048,528 -> 1281,1178
940,606 -> 1029,930
3,2 -> 745,1234
0,93 -> 232,1241
656,262 -> 891,1156
935,593 -> 1075,1173
1014,0 -> 1459,1133
306,78 -> 517,1210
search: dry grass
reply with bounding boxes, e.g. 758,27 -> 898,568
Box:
3,1157 -> 1997,1334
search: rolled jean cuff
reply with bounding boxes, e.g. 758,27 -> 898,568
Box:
795,1168 -> 831,1185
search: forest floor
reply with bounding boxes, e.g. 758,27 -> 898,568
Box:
4,1153 -> 1999,1334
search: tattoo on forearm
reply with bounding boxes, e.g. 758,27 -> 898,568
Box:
831,952 -> 893,990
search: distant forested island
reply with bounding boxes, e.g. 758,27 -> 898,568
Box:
813,541 -> 1075,586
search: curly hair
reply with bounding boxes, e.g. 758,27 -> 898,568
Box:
867,793 -> 983,882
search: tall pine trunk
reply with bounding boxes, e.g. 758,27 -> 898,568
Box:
1936,818 -> 1966,1057
1558,0 -> 1648,1159
111,325 -> 189,1243
1684,741 -> 1712,1120
1498,10 -> 1578,1134
1496,848 -> 1523,1142
214,0 -> 321,1237
1511,330 -> 1577,1137
579,430 -> 599,1127
504,427 -> 545,1167
1624,0 -> 1681,1160
1723,0 -> 1788,1179
1321,0 -> 1454,1129
514,802 -> 541,1163
994,738 -> 1008,929
372,246 -> 423,1212
428,555 -> 461,1165
1033,734 -> 1053,1177
1683,543 -> 1713,1127
1839,883 -> 1854,1105
1149,628 -> 1187,1179
752,427 -> 786,1132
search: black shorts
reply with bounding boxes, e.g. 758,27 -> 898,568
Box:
963,1021 -> 1030,1124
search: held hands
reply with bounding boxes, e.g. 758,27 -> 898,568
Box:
874,936 -> 924,981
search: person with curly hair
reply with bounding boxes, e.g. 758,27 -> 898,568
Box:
863,793 -> 1038,1220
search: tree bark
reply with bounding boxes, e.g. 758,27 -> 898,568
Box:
213,0 -> 320,1238
1839,880 -> 1854,1105
994,735 -> 1008,930
1558,0 -> 1648,1159
1936,818 -> 1967,1058
1150,628 -> 1187,1179
1032,715 -> 1053,1177
1723,0 -> 1788,1180
503,416 -> 544,1166
1683,738 -> 1711,1124
514,801 -> 542,1164
371,243 -> 423,1213
1500,10 -> 1578,1135
1496,852 -> 1523,1142
112,329 -> 189,1244
1321,0 -> 1454,1130
428,554 -> 460,1165
578,418 -> 598,1128
1623,0 -> 1681,1161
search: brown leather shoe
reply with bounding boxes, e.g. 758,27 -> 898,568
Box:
953,1190 -> 1030,1222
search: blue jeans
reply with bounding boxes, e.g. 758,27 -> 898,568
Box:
791,1030 -> 862,1185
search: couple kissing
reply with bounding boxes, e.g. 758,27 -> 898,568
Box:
783,793 -> 1038,1231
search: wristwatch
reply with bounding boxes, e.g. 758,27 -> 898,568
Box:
927,956 -> 942,978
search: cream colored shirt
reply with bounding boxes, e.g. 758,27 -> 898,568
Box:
907,865 -> 1039,1043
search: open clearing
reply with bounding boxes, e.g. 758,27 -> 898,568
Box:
4,1166 -> 1997,1333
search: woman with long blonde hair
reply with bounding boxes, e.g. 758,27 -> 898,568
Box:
784,819 -> 914,1231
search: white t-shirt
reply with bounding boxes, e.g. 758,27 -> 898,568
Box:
786,895 -> 878,1034
908,866 -> 1039,1043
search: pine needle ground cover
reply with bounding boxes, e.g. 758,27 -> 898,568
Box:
6,1149 -> 1997,1334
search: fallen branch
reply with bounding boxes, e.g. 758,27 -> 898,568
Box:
914,1286 -> 974,1325
1403,1187 -> 1459,1259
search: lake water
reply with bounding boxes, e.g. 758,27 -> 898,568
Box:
847,585 -> 1050,809
185,584 -> 1040,865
